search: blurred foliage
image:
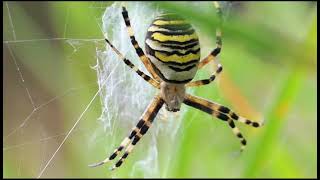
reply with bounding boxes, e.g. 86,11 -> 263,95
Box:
3,1 -> 316,178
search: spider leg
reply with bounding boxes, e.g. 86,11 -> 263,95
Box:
110,95 -> 164,170
88,123 -> 142,168
189,1 -> 223,87
104,38 -> 160,89
197,47 -> 221,69
197,1 -> 223,69
88,137 -> 131,168
183,94 -> 263,151
110,124 -> 149,170
184,94 -> 263,127
121,6 -> 161,81
186,63 -> 223,87
89,95 -> 164,169
226,116 -> 247,151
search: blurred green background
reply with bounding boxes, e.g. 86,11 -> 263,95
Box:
3,1 -> 316,178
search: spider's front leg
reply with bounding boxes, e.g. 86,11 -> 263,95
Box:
183,94 -> 263,151
89,95 -> 164,170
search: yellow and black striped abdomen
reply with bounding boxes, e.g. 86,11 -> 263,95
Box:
145,14 -> 200,84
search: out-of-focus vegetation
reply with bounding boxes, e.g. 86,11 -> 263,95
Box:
3,1 -> 316,178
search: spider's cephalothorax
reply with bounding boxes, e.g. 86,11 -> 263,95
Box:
145,13 -> 200,112
89,2 -> 263,171
160,81 -> 185,112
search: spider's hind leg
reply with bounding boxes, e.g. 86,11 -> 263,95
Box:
188,1 -> 224,88
104,38 -> 160,89
121,6 -> 160,81
197,1 -> 223,69
186,63 -> 223,87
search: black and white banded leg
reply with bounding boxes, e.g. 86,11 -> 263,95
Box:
104,37 -> 160,89
186,63 -> 223,87
197,1 -> 223,69
121,6 -> 161,81
89,95 -> 164,170
183,94 -> 263,151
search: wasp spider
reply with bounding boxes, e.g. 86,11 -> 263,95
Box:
89,2 -> 263,171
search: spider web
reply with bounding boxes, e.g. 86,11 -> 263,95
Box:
3,1 -> 234,178
3,2 -> 107,178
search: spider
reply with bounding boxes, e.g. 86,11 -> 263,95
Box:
89,2 -> 263,171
